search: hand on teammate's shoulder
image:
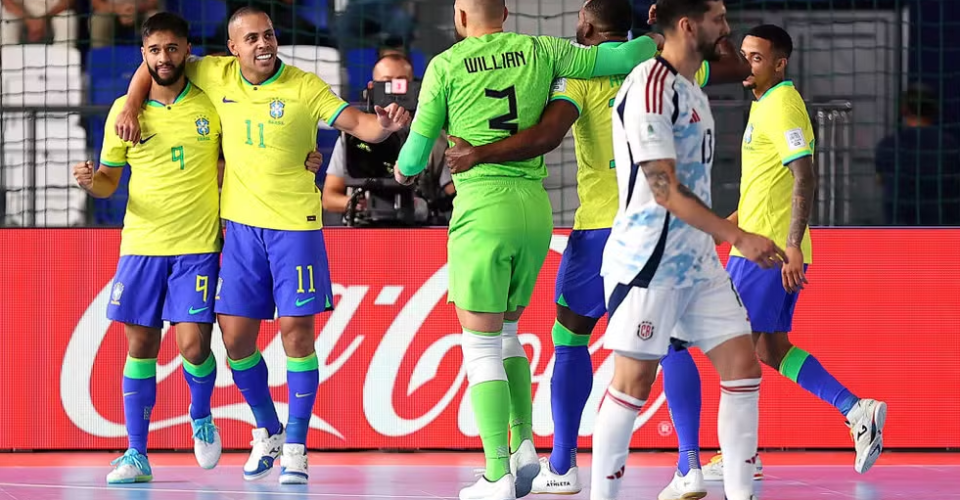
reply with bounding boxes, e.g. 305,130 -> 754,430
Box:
115,107 -> 142,144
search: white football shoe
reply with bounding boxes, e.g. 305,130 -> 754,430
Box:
279,443 -> 309,484
658,468 -> 707,500
846,398 -> 887,474
243,425 -> 285,481
460,472 -> 516,500
509,440 -> 539,497
703,453 -> 763,481
530,457 -> 581,495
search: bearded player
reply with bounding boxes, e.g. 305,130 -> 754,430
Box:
662,24 -> 888,485
394,0 -> 659,497
592,0 -> 789,499
440,0 -> 750,495
73,12 -> 223,484
114,6 -> 409,484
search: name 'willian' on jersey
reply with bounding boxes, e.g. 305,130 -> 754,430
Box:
602,57 -> 727,289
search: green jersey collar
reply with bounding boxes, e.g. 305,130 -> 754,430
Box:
146,80 -> 192,108
241,60 -> 286,86
757,80 -> 794,102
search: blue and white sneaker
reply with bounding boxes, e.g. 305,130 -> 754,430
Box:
243,425 -> 285,481
191,414 -> 222,469
279,443 -> 309,484
106,448 -> 153,484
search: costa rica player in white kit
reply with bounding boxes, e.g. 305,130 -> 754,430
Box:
590,1 -> 787,499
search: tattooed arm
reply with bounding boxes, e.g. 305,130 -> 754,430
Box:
641,159 -> 742,244
784,156 -> 817,249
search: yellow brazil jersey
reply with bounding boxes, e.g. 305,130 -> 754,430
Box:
733,80 -> 814,263
185,57 -> 349,231
101,82 -> 222,257
549,50 -> 710,230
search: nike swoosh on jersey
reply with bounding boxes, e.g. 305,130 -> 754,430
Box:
188,306 -> 209,314
295,392 -> 314,398
222,97 -> 237,103
139,134 -> 157,144
295,297 -> 316,307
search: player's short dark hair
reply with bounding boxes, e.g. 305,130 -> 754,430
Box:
746,24 -> 793,59
584,0 -> 633,37
228,5 -> 268,31
141,12 -> 190,42
655,0 -> 720,32
377,53 -> 414,69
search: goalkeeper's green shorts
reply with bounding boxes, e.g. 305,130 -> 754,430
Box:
446,177 -> 554,313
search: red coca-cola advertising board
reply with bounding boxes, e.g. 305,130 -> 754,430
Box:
1,228 -> 958,451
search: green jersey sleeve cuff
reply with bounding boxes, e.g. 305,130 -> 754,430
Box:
781,150 -> 812,165
593,36 -> 657,77
397,131 -> 434,176
326,102 -> 350,126
549,96 -> 582,115
100,159 -> 126,167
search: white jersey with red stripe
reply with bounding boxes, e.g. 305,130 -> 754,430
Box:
602,56 -> 726,289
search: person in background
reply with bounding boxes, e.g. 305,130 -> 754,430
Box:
0,0 -> 76,44
323,54 -> 454,224
875,83 -> 960,225
90,0 -> 161,47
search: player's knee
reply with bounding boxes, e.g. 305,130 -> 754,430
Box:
124,325 -> 161,358
179,339 -> 210,366
280,331 -> 316,359
756,333 -> 792,369
462,331 -> 507,385
610,352 -> 658,401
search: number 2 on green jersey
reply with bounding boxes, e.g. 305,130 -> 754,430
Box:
485,86 -> 518,134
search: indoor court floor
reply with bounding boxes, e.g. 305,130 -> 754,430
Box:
0,451 -> 953,499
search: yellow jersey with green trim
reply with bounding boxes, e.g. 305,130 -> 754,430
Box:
100,82 -> 222,256
185,57 -> 349,230
733,80 -> 814,263
548,55 -> 710,230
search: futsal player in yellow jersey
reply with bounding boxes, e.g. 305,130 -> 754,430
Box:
114,6 -> 410,484
72,13 -> 224,484
660,24 -> 887,484
441,1 -> 750,496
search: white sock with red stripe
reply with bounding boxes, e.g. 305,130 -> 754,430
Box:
590,387 -> 645,500
718,378 -> 761,500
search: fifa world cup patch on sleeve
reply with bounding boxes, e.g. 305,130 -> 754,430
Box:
784,128 -> 807,151
551,78 -> 567,93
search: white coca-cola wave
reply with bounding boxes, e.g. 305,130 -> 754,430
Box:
60,235 -> 668,443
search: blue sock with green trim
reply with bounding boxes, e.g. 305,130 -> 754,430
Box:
182,354 -> 217,420
286,352 -> 320,445
122,356 -> 157,455
229,350 -> 281,435
548,319 -> 592,475
780,346 -> 859,416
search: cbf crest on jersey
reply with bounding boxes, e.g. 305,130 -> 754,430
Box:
110,282 -> 124,305
744,124 -> 754,144
195,115 -> 212,142
269,98 -> 285,120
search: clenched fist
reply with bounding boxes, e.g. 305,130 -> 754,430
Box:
73,160 -> 95,190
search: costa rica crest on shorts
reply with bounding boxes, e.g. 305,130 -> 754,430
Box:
637,321 -> 654,340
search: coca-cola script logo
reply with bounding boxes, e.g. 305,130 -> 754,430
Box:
60,235 -> 667,444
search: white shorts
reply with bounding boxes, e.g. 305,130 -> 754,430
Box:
603,275 -> 751,359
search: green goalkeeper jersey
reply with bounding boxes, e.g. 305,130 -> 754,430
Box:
398,32 -> 656,181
